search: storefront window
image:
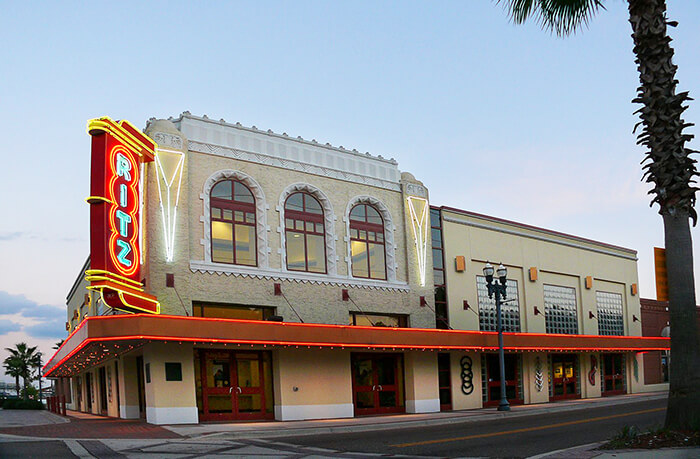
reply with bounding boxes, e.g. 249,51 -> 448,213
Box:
192,302 -> 275,320
349,204 -> 386,280
349,312 -> 408,328
285,192 -> 326,273
211,180 -> 256,266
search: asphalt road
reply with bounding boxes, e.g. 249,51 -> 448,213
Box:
273,397 -> 668,458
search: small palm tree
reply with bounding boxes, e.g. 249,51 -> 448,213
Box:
498,0 -> 699,430
2,355 -> 22,397
5,343 -> 42,401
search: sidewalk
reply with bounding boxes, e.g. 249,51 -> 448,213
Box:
166,391 -> 669,439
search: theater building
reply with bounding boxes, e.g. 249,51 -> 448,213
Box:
44,114 -> 669,424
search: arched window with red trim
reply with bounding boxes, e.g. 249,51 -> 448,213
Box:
284,192 -> 327,273
349,204 -> 386,280
210,180 -> 257,266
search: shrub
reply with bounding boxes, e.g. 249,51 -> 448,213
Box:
1,398 -> 44,410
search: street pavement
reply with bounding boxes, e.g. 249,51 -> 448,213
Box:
0,392 -> 697,458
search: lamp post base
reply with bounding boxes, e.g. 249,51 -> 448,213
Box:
498,399 -> 511,411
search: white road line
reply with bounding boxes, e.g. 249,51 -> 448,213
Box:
63,439 -> 96,458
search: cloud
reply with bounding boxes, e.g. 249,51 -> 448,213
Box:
23,319 -> 66,340
0,291 -> 65,340
0,231 -> 28,241
0,321 -> 22,336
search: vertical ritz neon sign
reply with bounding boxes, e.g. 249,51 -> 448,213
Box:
108,145 -> 140,275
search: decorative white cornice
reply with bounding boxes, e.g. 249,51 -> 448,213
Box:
188,141 -> 401,192
189,260 -> 411,292
443,215 -> 638,261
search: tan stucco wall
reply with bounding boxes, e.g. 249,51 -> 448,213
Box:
522,352 -> 550,404
441,210 -> 642,337
404,351 -> 440,413
449,351 -> 482,410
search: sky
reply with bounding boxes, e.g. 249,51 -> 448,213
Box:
1,1 -> 699,382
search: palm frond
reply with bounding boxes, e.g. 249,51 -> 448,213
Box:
498,0 -> 606,36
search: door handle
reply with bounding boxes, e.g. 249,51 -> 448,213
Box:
378,385 -> 383,391
229,387 -> 234,394
237,387 -> 242,393
372,385 -> 376,391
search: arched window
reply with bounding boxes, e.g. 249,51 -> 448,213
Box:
210,180 -> 257,266
284,192 -> 326,273
349,204 -> 386,280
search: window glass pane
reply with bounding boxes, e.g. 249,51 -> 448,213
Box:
433,248 -> 443,269
430,208 -> 440,228
305,221 -> 314,232
376,232 -> 384,242
295,220 -> 304,231
359,230 -> 366,240
315,223 -> 323,233
350,205 -> 365,221
596,291 -> 624,336
306,234 -> 326,273
212,221 -> 233,263
350,228 -> 359,238
285,193 -> 304,212
369,243 -> 386,280
195,303 -> 268,320
304,195 -> 322,214
212,181 -> 232,200
366,206 -> 382,225
223,209 -> 233,221
351,241 -> 369,278
286,231 -> 306,271
544,285 -> 578,334
368,231 -> 375,241
285,218 -> 294,229
431,228 -> 442,248
233,182 -> 254,203
434,270 -> 445,286
212,207 -> 222,219
234,210 -> 244,222
245,212 -> 255,224
235,224 -> 256,266
476,276 -> 520,332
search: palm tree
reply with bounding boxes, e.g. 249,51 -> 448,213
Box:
2,355 -> 22,397
498,0 -> 699,430
4,343 -> 42,401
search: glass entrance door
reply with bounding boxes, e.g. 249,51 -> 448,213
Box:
484,353 -> 523,407
602,353 -> 626,396
550,354 -> 580,400
197,350 -> 273,421
352,354 -> 404,416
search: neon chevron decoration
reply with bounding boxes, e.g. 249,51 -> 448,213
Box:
86,117 -> 160,314
407,196 -> 429,286
154,148 -> 185,262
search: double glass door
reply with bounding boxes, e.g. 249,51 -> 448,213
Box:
602,353 -> 626,396
352,354 -> 404,415
484,353 -> 523,407
197,350 -> 273,421
551,354 -> 580,400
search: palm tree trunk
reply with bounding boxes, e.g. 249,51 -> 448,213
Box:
663,212 -> 700,430
14,375 -> 20,398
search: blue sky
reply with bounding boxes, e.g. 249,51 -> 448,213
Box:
1,1 -> 698,380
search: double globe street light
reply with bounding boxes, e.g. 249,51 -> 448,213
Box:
483,261 -> 510,412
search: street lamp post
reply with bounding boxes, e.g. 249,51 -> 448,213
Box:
483,261 -> 510,412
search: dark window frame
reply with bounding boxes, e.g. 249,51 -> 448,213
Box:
284,192 -> 327,274
349,204 -> 387,280
210,180 -> 258,266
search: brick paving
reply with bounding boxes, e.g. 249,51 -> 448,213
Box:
0,412 -> 181,439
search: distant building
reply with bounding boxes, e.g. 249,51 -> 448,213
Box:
44,114 -> 669,424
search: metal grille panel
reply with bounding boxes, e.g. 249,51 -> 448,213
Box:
596,291 -> 624,336
544,284 -> 578,334
476,276 -> 521,332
